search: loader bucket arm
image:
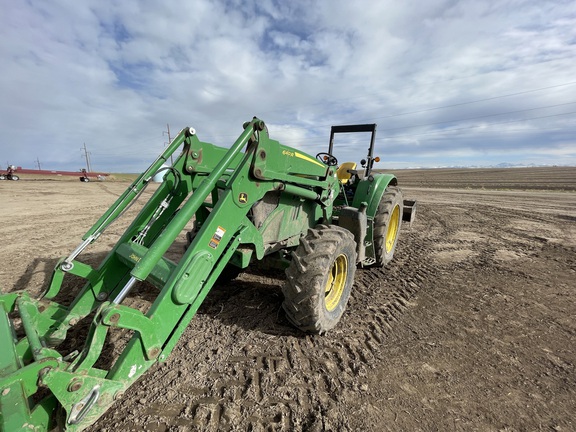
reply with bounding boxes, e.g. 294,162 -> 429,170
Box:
0,117 -> 336,431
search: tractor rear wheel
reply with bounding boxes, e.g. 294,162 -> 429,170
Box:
282,224 -> 357,334
373,186 -> 403,266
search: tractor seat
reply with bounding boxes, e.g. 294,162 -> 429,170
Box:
336,162 -> 357,184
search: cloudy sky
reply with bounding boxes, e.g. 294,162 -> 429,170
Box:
1,0 -> 575,172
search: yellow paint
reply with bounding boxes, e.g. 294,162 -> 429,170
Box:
386,205 -> 400,253
295,151 -> 326,168
324,253 -> 348,311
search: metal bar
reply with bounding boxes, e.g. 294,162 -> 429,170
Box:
16,296 -> 44,360
131,120 -> 259,282
62,236 -> 96,270
366,124 -> 377,177
112,276 -> 138,304
83,130 -> 188,240
280,183 -> 319,201
331,124 -> 377,134
0,303 -> 20,374
328,123 -> 377,163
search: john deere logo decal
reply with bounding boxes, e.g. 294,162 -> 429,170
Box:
239,192 -> 248,203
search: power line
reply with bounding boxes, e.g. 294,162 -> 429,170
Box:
294,110 -> 576,148
375,101 -> 576,134
375,110 -> 576,141
279,101 -> 576,146
255,59 -> 576,117
97,109 -> 576,159
402,126 -> 576,141
95,121 -> 576,160
87,84 -> 576,163
198,80 -> 576,142
23,79 -> 575,173
310,81 -> 576,129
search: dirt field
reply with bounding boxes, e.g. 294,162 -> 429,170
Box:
1,168 -> 575,431
385,166 -> 576,191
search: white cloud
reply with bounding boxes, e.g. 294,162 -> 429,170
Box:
0,0 -> 575,173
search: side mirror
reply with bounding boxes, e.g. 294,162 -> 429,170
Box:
360,159 -> 366,167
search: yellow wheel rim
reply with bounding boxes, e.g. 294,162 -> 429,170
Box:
325,254 -> 348,311
385,205 -> 400,253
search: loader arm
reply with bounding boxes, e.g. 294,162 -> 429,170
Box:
0,117 -> 338,431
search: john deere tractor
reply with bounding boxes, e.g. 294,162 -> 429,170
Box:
0,118 -> 415,431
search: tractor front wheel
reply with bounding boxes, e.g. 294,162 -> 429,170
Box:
373,186 -> 404,266
282,224 -> 357,334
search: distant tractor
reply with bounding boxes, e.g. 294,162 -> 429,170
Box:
0,165 -> 19,181
79,168 -> 90,182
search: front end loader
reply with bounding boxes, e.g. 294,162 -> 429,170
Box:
0,117 -> 415,431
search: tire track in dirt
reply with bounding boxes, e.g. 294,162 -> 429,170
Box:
4,181 -> 574,430
95,182 -> 125,198
82,187 -> 564,431
209,227 -> 442,431
92,207 -> 445,432
81,187 -> 576,431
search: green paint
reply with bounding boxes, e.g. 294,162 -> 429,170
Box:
0,117 -> 403,431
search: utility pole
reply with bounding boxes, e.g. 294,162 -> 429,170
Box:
163,123 -> 173,165
35,157 -> 42,170
81,143 -> 92,172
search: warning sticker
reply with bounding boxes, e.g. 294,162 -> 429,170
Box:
208,226 -> 226,249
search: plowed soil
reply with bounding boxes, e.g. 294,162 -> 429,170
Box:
1,167 -> 575,431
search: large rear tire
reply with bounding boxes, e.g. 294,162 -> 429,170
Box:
282,224 -> 357,334
373,186 -> 403,266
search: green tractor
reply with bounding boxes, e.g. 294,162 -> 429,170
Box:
0,118 -> 415,431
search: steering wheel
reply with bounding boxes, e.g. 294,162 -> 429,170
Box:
315,152 -> 338,166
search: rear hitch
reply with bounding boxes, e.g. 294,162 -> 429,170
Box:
403,199 -> 417,227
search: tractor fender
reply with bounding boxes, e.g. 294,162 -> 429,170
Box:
351,173 -> 398,218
